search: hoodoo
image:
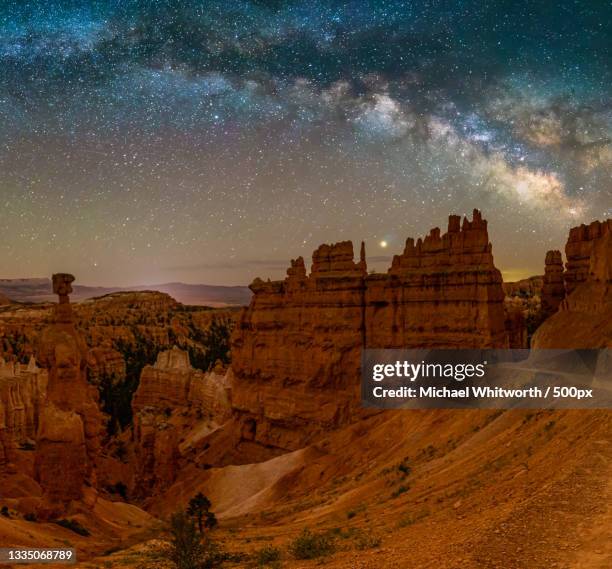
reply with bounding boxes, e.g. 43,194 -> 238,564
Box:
34,274 -> 103,516
541,250 -> 565,318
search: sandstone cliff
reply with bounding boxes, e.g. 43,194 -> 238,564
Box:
367,210 -> 507,348
0,358 -> 47,472
231,210 -> 510,452
533,219 -> 612,348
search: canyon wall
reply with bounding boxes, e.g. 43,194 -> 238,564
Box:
231,210 -> 510,452
0,358 -> 47,471
533,219 -> 612,348
131,347 -> 231,498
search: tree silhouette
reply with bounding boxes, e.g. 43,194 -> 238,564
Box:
187,492 -> 217,534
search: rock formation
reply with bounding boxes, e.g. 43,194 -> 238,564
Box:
34,274 -> 104,515
0,357 -> 47,471
541,250 -> 565,318
367,210 -> 508,348
131,347 -> 231,498
533,219 -> 612,348
503,276 -> 543,298
133,346 -> 231,417
564,220 -> 612,292
231,210 -> 510,452
86,346 -> 126,385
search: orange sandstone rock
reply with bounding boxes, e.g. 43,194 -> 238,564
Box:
541,250 -> 565,318
34,274 -> 104,514
533,219 -> 612,348
131,347 -> 231,497
0,357 -> 47,473
231,210 -> 509,452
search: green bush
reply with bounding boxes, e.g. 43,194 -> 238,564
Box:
289,529 -> 335,560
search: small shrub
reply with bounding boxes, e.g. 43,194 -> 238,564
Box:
256,544 -> 281,566
167,512 -> 203,569
397,457 -> 411,477
54,519 -> 90,537
1,506 -> 10,518
289,529 -> 335,560
24,512 -> 37,522
391,485 -> 409,498
346,503 -> 366,519
355,530 -> 381,550
397,508 -> 429,528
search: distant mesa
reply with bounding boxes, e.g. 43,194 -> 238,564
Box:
0,279 -> 252,307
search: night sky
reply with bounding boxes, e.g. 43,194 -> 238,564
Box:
1,1 -> 610,286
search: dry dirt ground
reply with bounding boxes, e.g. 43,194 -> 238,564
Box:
4,409 -> 612,569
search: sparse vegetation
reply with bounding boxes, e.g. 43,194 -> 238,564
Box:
391,484 -> 410,498
106,332 -> 161,433
397,457 -> 411,477
354,529 -> 382,550
346,503 -> 367,519
289,528 -> 335,560
186,317 -> 233,372
166,512 -> 222,569
54,518 -> 90,536
398,508 -> 429,528
255,545 -> 281,567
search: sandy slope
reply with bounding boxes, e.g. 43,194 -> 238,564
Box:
54,407 -> 612,568
1,406 -> 610,568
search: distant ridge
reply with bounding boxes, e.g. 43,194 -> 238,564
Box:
0,278 -> 251,306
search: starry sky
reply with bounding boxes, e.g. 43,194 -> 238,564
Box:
1,1 -> 610,286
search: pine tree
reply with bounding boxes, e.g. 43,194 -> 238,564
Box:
187,493 -> 216,534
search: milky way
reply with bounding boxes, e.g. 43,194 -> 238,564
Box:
1,1 -> 610,285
